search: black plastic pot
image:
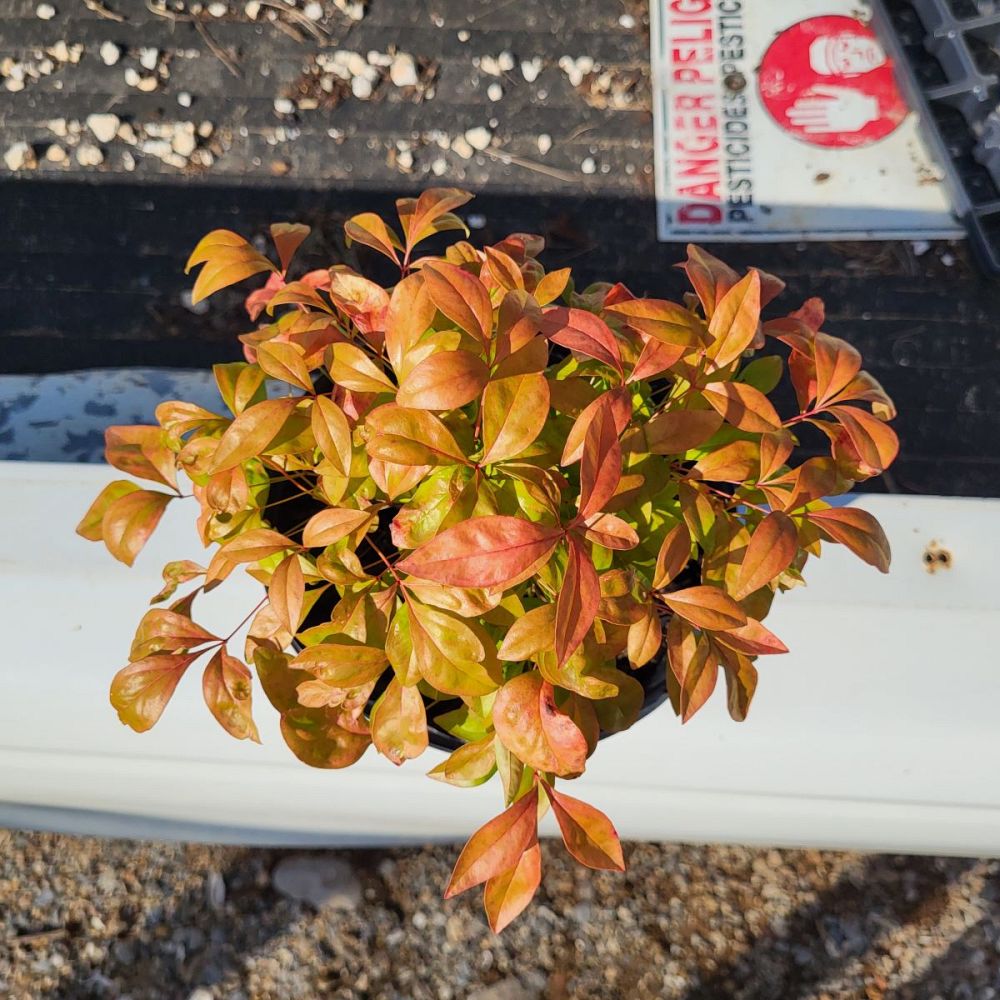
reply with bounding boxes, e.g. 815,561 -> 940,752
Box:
266,473 -> 685,754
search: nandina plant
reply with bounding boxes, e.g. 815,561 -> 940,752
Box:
78,189 -> 898,931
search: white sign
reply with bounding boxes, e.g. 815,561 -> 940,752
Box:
650,0 -> 962,241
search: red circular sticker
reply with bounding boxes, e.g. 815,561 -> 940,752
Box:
757,15 -> 907,149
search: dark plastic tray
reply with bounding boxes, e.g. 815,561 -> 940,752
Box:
872,0 -> 1000,272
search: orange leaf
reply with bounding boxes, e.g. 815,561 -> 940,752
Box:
481,372 -> 550,466
218,528 -> 296,563
130,608 -> 219,660
399,187 -> 472,250
77,480 -> 141,541
302,507 -> 375,548
828,406 -> 899,477
256,340 -> 314,392
186,235 -> 276,305
561,386 -> 632,465
310,395 -> 353,476
707,270 -> 761,368
395,349 -> 489,410
578,397 -> 622,521
371,677 -> 428,765
328,342 -> 396,394
661,585 -> 746,631
702,381 -> 781,433
533,267 -> 571,306
422,261 -> 493,345
290,641 -> 389,687
497,603 -> 556,661
483,245 -> 525,291
682,244 -> 740,317
364,403 -> 467,467
104,425 -> 178,490
208,397 -> 298,474
807,506 -> 891,573
483,842 -> 542,933
546,786 -> 625,871
445,787 -> 539,898
733,511 -> 798,598
666,617 -> 719,722
814,333 -> 862,408
270,222 -> 310,272
427,734 -> 497,787
555,535 -> 601,666
202,649 -> 260,742
582,512 -> 639,551
638,408 -> 723,456
690,439 -> 760,483
101,489 -> 174,567
714,617 -> 788,656
606,297 -> 702,348
343,212 -> 402,265
653,522 -> 692,589
492,673 -> 588,776
627,604 -> 663,668
396,516 -> 561,589
269,554 -> 305,634
541,307 -> 623,375
110,653 -> 199,733
385,273 -> 436,372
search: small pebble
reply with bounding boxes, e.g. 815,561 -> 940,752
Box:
136,76 -> 158,93
4,142 -> 36,171
487,82 -> 503,101
537,133 -> 552,155
36,3 -> 56,19
46,117 -> 68,137
464,126 -> 492,151
351,75 -> 373,100
123,67 -> 141,87
521,57 -> 542,83
245,0 -> 261,17
431,156 -> 448,176
911,240 -> 931,257
304,0 -> 324,19
76,143 -> 104,167
457,29 -> 470,42
44,143 -> 67,163
177,91 -> 193,108
99,41 -> 121,66
390,53 -> 418,88
138,47 -> 159,72
451,135 -> 474,159
86,113 -> 120,144
497,51 -> 515,72
208,1 -> 228,16
273,97 -> 295,115
581,156 -> 596,174
619,12 -> 636,28
396,149 -> 413,171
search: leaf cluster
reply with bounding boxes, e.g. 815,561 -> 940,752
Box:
78,189 -> 897,931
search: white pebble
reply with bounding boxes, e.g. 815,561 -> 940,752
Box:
99,41 -> 121,66
487,82 -> 502,101
351,75 -> 373,99
44,143 -> 67,163
346,51 -> 368,76
498,51 -> 515,72
396,149 -> 413,171
451,135 -> 473,159
521,57 -> 542,83
46,117 -> 68,137
177,91 -> 193,108
121,150 -> 136,171
910,240 -> 930,257
123,67 -> 141,87
76,143 -> 104,167
304,0 -> 324,18
36,3 -> 56,19
117,121 -> 138,144
86,113 -> 120,143
138,47 -> 159,71
480,55 -> 501,77
4,142 -> 36,171
619,13 -> 636,28
431,156 -> 447,176
197,121 -> 214,137
245,0 -> 261,18
136,75 -> 158,92
581,156 -> 596,174
389,52 -> 418,88
208,2 -> 227,16
457,29 -> 469,42
273,97 -> 295,114
172,129 -> 197,158
464,126 -> 492,151
537,133 -> 552,155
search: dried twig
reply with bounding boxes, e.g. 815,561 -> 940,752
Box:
256,0 -> 328,40
9,928 -> 69,947
192,18 -> 243,78
480,147 -> 579,183
83,0 -> 126,20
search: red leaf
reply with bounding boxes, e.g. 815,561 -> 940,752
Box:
714,617 -> 788,656
110,653 -> 199,733
707,270 -> 761,368
546,785 -> 625,871
666,617 -> 719,722
702,381 -> 782,433
807,506 -> 891,573
483,843 -> 542,933
422,261 -> 493,345
541,307 -> 623,375
653,522 -> 692,589
733,511 -> 798,598
396,516 -> 561,589
445,787 -> 539,898
269,222 -> 310,272
492,673 -> 588,776
661,585 -> 746,631
555,535 -> 601,666
578,396 -> 622,521
828,406 -> 899,477
395,349 -> 490,410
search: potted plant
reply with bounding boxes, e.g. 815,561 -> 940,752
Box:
78,188 -> 897,931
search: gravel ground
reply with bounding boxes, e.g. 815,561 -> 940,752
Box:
1,829 -> 998,999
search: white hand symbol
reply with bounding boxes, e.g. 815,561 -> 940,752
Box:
786,85 -> 879,133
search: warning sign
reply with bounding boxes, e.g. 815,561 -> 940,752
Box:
651,0 -> 961,241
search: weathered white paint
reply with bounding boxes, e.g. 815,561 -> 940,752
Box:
0,461 -> 996,854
